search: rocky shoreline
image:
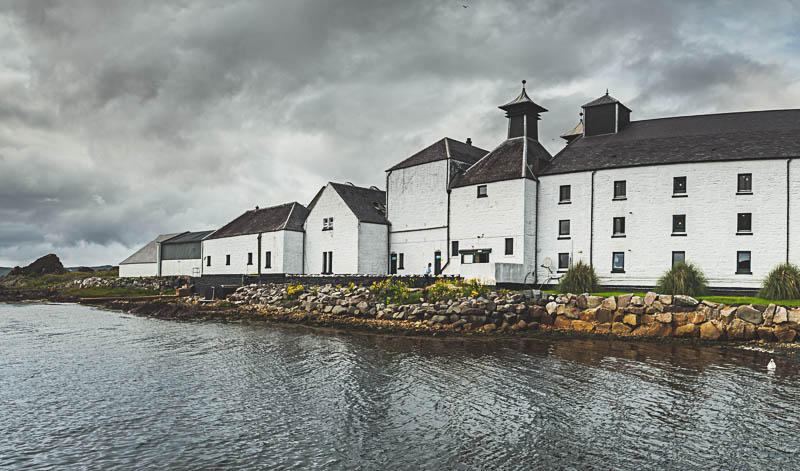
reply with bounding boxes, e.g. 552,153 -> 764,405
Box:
4,282 -> 800,354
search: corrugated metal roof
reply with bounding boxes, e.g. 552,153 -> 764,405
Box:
119,233 -> 182,265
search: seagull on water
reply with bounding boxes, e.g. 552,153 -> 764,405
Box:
768,359 -> 776,371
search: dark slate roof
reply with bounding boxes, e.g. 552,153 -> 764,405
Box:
451,137 -> 553,188
542,109 -> 800,175
582,93 -> 620,107
499,87 -> 548,113
560,120 -> 584,139
387,137 -> 488,172
162,230 -> 215,244
206,202 -> 309,239
120,233 -> 182,265
329,183 -> 388,225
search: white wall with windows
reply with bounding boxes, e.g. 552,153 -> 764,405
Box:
304,185 -> 361,274
202,231 -> 302,275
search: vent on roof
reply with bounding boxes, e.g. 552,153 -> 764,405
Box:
466,138 -> 472,146
346,182 -> 355,186
370,185 -> 380,190
582,90 -> 631,137
373,202 -> 386,214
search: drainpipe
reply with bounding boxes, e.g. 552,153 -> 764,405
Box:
301,230 -> 306,275
386,170 -> 391,274
590,171 -> 596,266
257,233 -> 262,284
156,241 -> 162,277
534,179 -> 539,284
788,159 -> 792,263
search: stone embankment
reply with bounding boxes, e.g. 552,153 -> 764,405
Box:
228,284 -> 800,342
69,276 -> 187,291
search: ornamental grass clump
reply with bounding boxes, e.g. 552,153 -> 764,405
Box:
655,262 -> 708,297
759,263 -> 800,300
556,261 -> 599,294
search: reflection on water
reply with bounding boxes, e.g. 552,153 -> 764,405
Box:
1,303 -> 799,470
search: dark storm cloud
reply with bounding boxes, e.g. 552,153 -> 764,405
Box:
0,0 -> 798,265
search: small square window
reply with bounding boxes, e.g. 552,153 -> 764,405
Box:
737,213 -> 752,233
612,252 -> 625,273
225,254 -> 231,265
505,238 -> 513,255
559,219 -> 570,237
738,173 -> 752,193
613,217 -> 625,236
559,185 -> 571,203
558,253 -> 569,270
613,180 -> 626,199
737,251 -> 751,274
461,253 -> 474,264
672,214 -> 686,234
672,251 -> 685,267
451,240 -> 459,257
322,217 -> 334,231
477,185 -> 488,198
673,176 -> 687,194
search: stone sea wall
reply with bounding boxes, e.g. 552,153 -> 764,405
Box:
229,284 -> 800,342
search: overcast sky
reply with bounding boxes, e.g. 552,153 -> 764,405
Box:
1,0 -> 799,267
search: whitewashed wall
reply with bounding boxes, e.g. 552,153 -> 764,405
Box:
358,222 -> 389,274
202,231 -> 299,275
304,186 -> 360,274
161,259 -> 202,277
448,179 -> 528,283
538,159 -> 789,289
387,160 -> 450,274
119,263 -> 157,278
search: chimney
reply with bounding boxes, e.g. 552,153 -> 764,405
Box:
466,138 -> 472,146
498,80 -> 548,141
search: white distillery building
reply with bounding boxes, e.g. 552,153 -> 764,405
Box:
304,182 -> 388,275
119,230 -> 213,278
202,202 -> 308,276
384,83 -> 800,290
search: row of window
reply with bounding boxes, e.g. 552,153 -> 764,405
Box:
450,239 -> 514,259
557,173 -> 754,204
602,251 -> 752,275
205,252 -> 273,268
557,213 -> 753,238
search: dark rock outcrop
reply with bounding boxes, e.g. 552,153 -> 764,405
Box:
8,254 -> 67,277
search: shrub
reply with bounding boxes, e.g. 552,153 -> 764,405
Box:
424,279 -> 460,303
655,262 -> 708,297
459,278 -> 490,298
759,263 -> 800,300
370,279 -> 410,304
556,261 -> 599,294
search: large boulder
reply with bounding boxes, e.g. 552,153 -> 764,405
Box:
700,320 -> 724,340
600,296 -> 617,311
612,322 -> 632,335
774,307 -> 788,324
674,323 -> 699,337
8,254 -> 67,277
774,325 -> 797,343
727,318 -> 757,340
736,305 -> 763,325
673,295 -> 699,308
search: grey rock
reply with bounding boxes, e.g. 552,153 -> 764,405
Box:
331,305 -> 347,315
673,295 -> 699,308
736,305 -> 763,325
431,315 -> 449,324
774,306 -> 788,324
644,292 -> 657,306
586,296 -> 604,309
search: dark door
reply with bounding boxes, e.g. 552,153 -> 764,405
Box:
390,253 -> 398,274
434,251 -> 442,275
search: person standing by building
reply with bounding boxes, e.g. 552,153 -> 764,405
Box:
424,263 -> 432,277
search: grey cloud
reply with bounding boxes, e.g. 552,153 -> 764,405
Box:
0,0 -> 798,266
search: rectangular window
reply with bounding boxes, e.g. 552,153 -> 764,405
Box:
505,238 -> 513,255
247,252 -> 253,265
476,251 -> 490,263
461,250 -> 490,264
477,185 -> 488,198
613,217 -> 625,236
322,217 -> 334,231
737,251 -> 752,274
206,256 -> 211,267
612,252 -> 625,273
451,240 -> 459,257
265,251 -> 272,269
226,254 -> 231,266
737,213 -> 752,234
672,214 -> 686,234
559,219 -> 570,238
559,185 -> 571,203
672,251 -> 685,267
673,176 -> 687,195
738,173 -> 752,194
613,180 -> 626,199
399,253 -> 404,269
558,253 -> 569,270
461,253 -> 474,264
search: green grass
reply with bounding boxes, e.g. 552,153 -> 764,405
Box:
6,269 -> 119,291
64,287 -> 166,298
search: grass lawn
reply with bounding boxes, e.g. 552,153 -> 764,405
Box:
63,286 -> 167,298
9,269 -> 119,291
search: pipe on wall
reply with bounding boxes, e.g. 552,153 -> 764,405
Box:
534,179 -> 539,285
788,159 -> 792,263
589,171 -> 596,266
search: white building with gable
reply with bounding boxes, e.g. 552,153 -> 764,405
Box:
304,182 -> 389,275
